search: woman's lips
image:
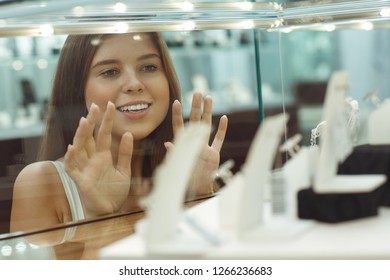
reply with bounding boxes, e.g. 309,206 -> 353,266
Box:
117,103 -> 150,119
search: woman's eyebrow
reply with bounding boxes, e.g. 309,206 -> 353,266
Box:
91,59 -> 119,69
91,53 -> 161,69
137,53 -> 161,61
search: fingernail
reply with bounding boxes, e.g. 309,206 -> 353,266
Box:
108,101 -> 116,109
90,102 -> 96,109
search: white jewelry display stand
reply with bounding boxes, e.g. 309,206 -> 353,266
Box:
313,71 -> 386,193
367,98 -> 390,145
134,122 -> 214,257
278,133 -> 317,220
282,146 -> 318,219
218,113 -> 295,240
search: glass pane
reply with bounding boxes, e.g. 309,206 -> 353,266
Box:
3,0 -> 390,242
274,27 -> 390,144
0,29 -> 261,237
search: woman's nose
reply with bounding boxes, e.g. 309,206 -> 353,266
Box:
122,71 -> 145,93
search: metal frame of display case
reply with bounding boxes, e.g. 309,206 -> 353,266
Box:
0,1 -> 281,37
1,1 -> 390,37
280,0 -> 390,31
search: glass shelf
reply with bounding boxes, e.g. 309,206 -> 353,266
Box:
0,1 -> 280,37
280,0 -> 390,31
1,1 -> 390,37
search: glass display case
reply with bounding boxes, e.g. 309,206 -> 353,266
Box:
266,0 -> 390,146
1,0 -> 390,239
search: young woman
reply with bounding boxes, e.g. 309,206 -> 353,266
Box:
10,32 -> 228,233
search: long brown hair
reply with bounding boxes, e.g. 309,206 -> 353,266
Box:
38,32 -> 181,177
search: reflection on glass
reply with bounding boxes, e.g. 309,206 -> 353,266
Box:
0,30 -> 259,237
8,32 -> 227,233
0,236 -> 55,260
258,26 -> 390,148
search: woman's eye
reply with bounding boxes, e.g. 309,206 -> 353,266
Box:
101,69 -> 119,77
142,65 -> 157,72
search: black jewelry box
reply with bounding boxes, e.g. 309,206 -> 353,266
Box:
297,187 -> 384,223
297,144 -> 389,223
338,144 -> 390,206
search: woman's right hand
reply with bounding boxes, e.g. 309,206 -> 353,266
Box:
64,101 -> 133,217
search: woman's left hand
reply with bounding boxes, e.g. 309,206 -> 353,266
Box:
64,102 -> 133,217
166,92 -> 228,197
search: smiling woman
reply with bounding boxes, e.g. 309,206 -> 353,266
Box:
9,32 -> 228,233
85,34 -> 171,144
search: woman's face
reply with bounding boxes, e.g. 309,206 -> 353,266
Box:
85,33 -> 170,142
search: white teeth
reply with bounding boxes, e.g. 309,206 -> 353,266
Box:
118,103 -> 149,112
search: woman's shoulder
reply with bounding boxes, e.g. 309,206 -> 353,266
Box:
19,160 -> 58,172
11,160 -> 71,232
13,160 -> 64,194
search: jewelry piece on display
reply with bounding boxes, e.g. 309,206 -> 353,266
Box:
279,133 -> 302,157
363,89 -> 381,107
310,97 -> 360,148
345,97 -> 360,144
310,121 -> 326,148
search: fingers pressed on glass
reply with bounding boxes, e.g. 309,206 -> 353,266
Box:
211,115 -> 228,152
96,101 -> 115,152
189,92 -> 203,122
202,95 -> 213,124
172,99 -> 184,136
72,103 -> 99,163
70,117 -> 91,167
64,144 -> 83,177
72,117 -> 88,149
116,132 -> 133,177
84,103 -> 100,157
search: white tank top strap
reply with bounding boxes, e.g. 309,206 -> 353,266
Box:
51,161 -> 85,221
